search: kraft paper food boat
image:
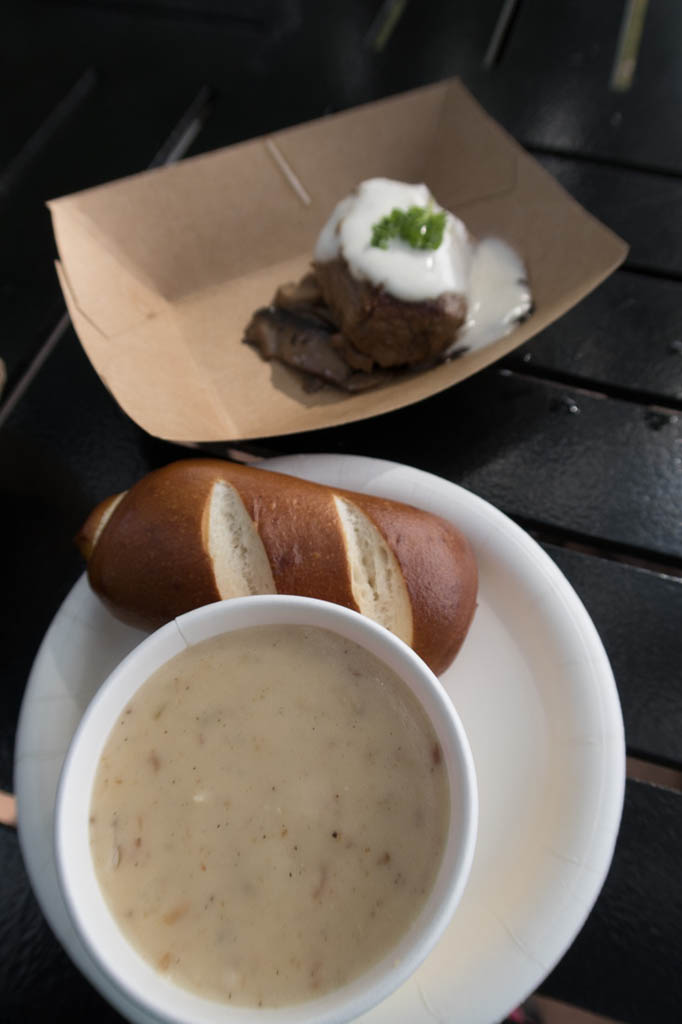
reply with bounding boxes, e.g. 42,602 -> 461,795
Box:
49,78 -> 627,443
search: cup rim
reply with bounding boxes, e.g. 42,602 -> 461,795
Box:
55,594 -> 478,1024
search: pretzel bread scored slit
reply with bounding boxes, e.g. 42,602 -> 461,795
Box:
77,459 -> 478,676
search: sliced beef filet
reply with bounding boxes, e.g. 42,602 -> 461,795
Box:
314,257 -> 467,368
243,304 -> 393,392
272,273 -> 339,326
243,259 -> 469,392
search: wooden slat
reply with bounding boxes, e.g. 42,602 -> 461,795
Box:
256,367 -> 682,567
0,69 -> 97,193
543,544 -> 682,769
533,154 -> 682,279
0,824 -> 125,1022
505,270 -> 682,405
6,327 -> 682,572
0,0 -> 284,390
539,777 -> 682,1022
183,0 -> 505,155
468,0 -> 682,173
361,0 -> 505,86
8,332 -> 682,569
0,68 -> 212,387
0,329 -> 180,789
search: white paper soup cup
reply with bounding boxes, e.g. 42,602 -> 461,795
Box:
55,595 -> 478,1024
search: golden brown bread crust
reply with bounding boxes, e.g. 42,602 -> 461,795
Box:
77,458 -> 477,674
216,462 -> 357,609
79,462 -> 220,630
75,494 -> 119,561
345,491 -> 477,676
78,460 -> 361,632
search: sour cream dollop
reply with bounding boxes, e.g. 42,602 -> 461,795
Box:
314,178 -> 472,303
314,177 -> 533,354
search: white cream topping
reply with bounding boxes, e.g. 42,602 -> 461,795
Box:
451,238 -> 533,354
314,177 -> 533,352
314,178 -> 471,303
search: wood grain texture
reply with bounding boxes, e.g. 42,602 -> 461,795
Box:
258,368 -> 682,566
544,544 -> 682,769
0,825 -> 125,1022
533,154 -> 682,279
505,271 -> 682,405
539,777 -> 682,1021
469,0 -> 682,173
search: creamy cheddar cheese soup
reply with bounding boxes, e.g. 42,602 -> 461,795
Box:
89,624 -> 450,1008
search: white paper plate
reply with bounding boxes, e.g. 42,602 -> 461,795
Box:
14,454 -> 625,1024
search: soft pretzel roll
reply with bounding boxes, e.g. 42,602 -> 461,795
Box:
76,458 -> 477,675
342,490 -> 477,677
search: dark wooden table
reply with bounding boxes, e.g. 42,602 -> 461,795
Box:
2,3 -> 681,1022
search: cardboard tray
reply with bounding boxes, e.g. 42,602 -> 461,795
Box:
49,79 -> 628,443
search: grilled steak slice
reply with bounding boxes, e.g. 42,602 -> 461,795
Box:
272,273 -> 339,327
243,305 -> 392,392
314,257 -> 467,369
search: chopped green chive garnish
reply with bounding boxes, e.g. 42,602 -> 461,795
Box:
371,204 -> 447,251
